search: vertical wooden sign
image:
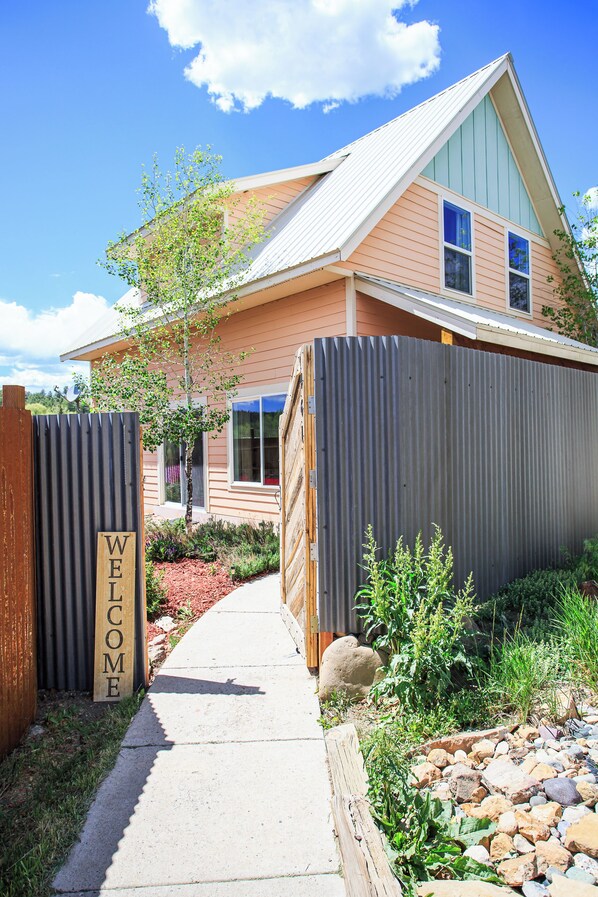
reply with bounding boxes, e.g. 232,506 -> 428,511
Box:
93,532 -> 136,702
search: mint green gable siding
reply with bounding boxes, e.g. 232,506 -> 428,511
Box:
422,95 -> 542,236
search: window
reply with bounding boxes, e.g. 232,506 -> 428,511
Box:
163,436 -> 205,508
443,201 -> 472,294
508,232 -> 531,313
232,393 -> 286,486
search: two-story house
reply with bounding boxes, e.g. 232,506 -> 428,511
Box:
61,53 -> 598,524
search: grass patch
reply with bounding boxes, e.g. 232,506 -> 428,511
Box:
145,517 -> 279,581
482,631 -> 564,721
556,585 -> 598,689
0,690 -> 143,897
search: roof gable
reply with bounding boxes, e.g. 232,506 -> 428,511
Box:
422,94 -> 542,235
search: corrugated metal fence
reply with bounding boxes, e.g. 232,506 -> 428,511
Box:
34,412 -> 147,691
314,336 -> 598,633
0,387 -> 36,757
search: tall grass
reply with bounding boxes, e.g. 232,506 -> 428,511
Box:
483,632 -> 561,721
556,586 -> 598,688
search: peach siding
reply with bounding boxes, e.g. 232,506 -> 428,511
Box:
143,450 -> 159,506
229,176 -> 314,229
347,180 -> 563,326
356,293 -> 441,341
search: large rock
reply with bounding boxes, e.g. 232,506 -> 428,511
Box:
548,876 -> 598,896
565,813 -> 598,858
424,726 -> 512,756
448,763 -> 486,803
483,759 -> 540,804
515,809 -> 550,844
318,636 -> 383,701
536,839 -> 573,875
531,802 -> 563,828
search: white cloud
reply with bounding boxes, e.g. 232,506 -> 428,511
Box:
148,0 -> 441,112
584,186 -> 598,209
0,291 -> 108,360
0,291 -> 108,392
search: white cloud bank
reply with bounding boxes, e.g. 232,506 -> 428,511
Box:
0,291 -> 108,391
148,0 -> 441,112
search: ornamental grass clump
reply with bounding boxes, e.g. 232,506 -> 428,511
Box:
356,524 -> 476,708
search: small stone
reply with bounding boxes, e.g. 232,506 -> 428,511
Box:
516,810 -> 551,844
539,725 -> 563,740
155,614 -> 175,632
514,833 -> 537,854
535,839 -> 573,875
531,795 -> 548,807
566,866 -> 596,884
490,832 -> 515,860
412,761 -> 442,789
149,633 -> 166,646
520,725 -> 540,741
565,813 -> 598,858
495,740 -> 510,756
567,744 -> 587,759
427,748 -> 452,769
532,763 -> 559,782
464,844 -> 491,865
522,882 -> 548,897
498,811 -> 519,837
478,794 -> 514,821
549,874 -> 598,896
564,806 -> 592,824
448,764 -> 485,803
454,749 -> 468,762
558,820 -> 571,838
497,852 -> 538,886
575,853 -> 598,878
483,759 -> 540,804
575,774 -> 597,784
472,739 -> 497,762
545,777 -> 583,807
531,802 -> 563,828
545,865 -> 566,882
432,782 -> 453,801
28,724 -> 45,738
546,739 -> 563,752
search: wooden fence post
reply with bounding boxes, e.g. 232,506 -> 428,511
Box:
0,385 -> 36,757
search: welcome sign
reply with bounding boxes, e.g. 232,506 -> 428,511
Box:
93,532 -> 136,702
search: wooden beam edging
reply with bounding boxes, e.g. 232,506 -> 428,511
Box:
325,724 -> 402,897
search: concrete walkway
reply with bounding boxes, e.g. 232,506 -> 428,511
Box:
53,574 -> 345,896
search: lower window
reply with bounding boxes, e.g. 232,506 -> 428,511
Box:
163,436 -> 205,508
232,393 -> 286,486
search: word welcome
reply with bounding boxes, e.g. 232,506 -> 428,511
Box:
93,532 -> 136,702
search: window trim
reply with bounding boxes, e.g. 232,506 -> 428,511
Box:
506,230 -> 533,317
441,197 -> 475,299
227,383 -> 288,491
157,397 -> 208,511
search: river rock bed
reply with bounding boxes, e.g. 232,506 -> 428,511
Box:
412,714 -> 598,895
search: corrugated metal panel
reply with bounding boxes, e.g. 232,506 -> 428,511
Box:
422,95 -> 542,235
62,56 -> 509,358
33,412 -> 146,691
314,336 -> 598,633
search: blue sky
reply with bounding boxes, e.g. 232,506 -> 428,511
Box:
0,0 -> 595,390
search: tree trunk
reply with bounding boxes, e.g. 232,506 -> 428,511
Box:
184,442 -> 193,534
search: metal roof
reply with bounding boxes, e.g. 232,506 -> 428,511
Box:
63,53 -> 565,361
356,274 -> 598,366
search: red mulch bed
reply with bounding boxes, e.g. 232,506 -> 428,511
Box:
146,559 -> 236,641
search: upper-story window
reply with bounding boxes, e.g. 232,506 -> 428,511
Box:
508,232 -> 531,313
443,201 -> 472,295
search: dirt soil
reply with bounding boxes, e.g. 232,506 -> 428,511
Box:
146,559 -> 236,642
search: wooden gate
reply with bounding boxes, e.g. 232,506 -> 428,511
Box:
279,345 -> 319,667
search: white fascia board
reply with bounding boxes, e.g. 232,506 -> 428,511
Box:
229,157 -> 345,193
61,252 -> 343,361
355,276 -> 477,340
339,57 -> 510,261
476,324 -> 598,367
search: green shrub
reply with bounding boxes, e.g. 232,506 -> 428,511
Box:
556,585 -> 598,688
145,561 -> 167,617
482,631 -> 562,721
356,525 -> 477,708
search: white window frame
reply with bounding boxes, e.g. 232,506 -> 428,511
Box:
228,383 -> 288,492
441,196 -> 475,299
158,397 -> 208,511
506,230 -> 532,318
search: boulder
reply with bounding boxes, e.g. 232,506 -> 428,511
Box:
483,759 -> 540,804
536,840 -> 573,875
497,852 -> 538,886
565,813 -> 598,858
318,636 -> 383,701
